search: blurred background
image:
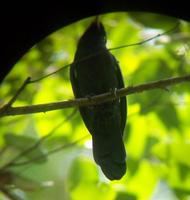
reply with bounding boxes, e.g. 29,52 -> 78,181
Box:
0,12 -> 190,200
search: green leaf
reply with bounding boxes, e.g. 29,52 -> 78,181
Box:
13,173 -> 53,191
129,12 -> 179,30
157,102 -> 179,129
173,187 -> 190,199
124,123 -> 131,142
1,12 -> 190,200
68,156 -> 99,190
115,191 -> 137,200
143,137 -> 159,158
2,189 -> 28,200
127,157 -> 140,176
70,182 -> 114,200
177,163 -> 190,181
4,133 -> 47,163
171,139 -> 190,166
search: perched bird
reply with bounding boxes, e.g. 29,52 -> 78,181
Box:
70,18 -> 127,180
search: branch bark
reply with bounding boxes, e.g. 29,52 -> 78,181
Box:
0,74 -> 190,117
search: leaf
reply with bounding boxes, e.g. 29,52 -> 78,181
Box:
115,191 -> 137,200
2,188 -> 28,200
70,182 -> 114,200
129,12 -> 179,30
143,137 -> 159,158
171,139 -> 190,166
173,187 -> 190,199
4,133 -> 47,163
123,123 -> 131,142
177,163 -> 190,181
68,156 -> 99,190
157,102 -> 179,129
13,174 -> 53,191
127,157 -> 140,176
130,58 -> 159,84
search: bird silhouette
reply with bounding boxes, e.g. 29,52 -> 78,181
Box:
70,18 -> 127,180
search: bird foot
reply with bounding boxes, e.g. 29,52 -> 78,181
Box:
85,94 -> 95,109
109,88 -> 118,99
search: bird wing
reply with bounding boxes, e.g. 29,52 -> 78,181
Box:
70,54 -> 127,136
70,62 -> 95,134
111,54 -> 127,135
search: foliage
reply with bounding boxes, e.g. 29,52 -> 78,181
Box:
0,12 -> 190,200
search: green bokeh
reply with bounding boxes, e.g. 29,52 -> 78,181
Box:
0,12 -> 190,200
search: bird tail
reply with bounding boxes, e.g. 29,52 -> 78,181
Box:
92,126 -> 126,180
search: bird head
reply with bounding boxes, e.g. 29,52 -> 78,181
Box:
78,17 -> 107,49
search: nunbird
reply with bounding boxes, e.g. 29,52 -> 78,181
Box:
70,18 -> 127,180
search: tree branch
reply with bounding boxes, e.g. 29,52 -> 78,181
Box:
9,135 -> 88,167
29,23 -> 179,83
0,188 -> 21,200
1,77 -> 31,111
109,22 -> 180,51
0,74 -> 190,118
0,109 -> 77,170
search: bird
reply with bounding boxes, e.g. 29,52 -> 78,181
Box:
70,17 -> 127,180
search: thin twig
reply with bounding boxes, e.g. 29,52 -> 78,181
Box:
1,109 -> 77,170
29,64 -> 70,83
9,135 -> 88,167
0,188 -> 21,200
1,77 -> 31,111
0,74 -> 190,117
29,23 -> 179,83
109,22 -> 180,51
0,23 -> 179,114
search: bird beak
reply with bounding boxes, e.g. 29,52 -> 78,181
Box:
94,16 -> 101,28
